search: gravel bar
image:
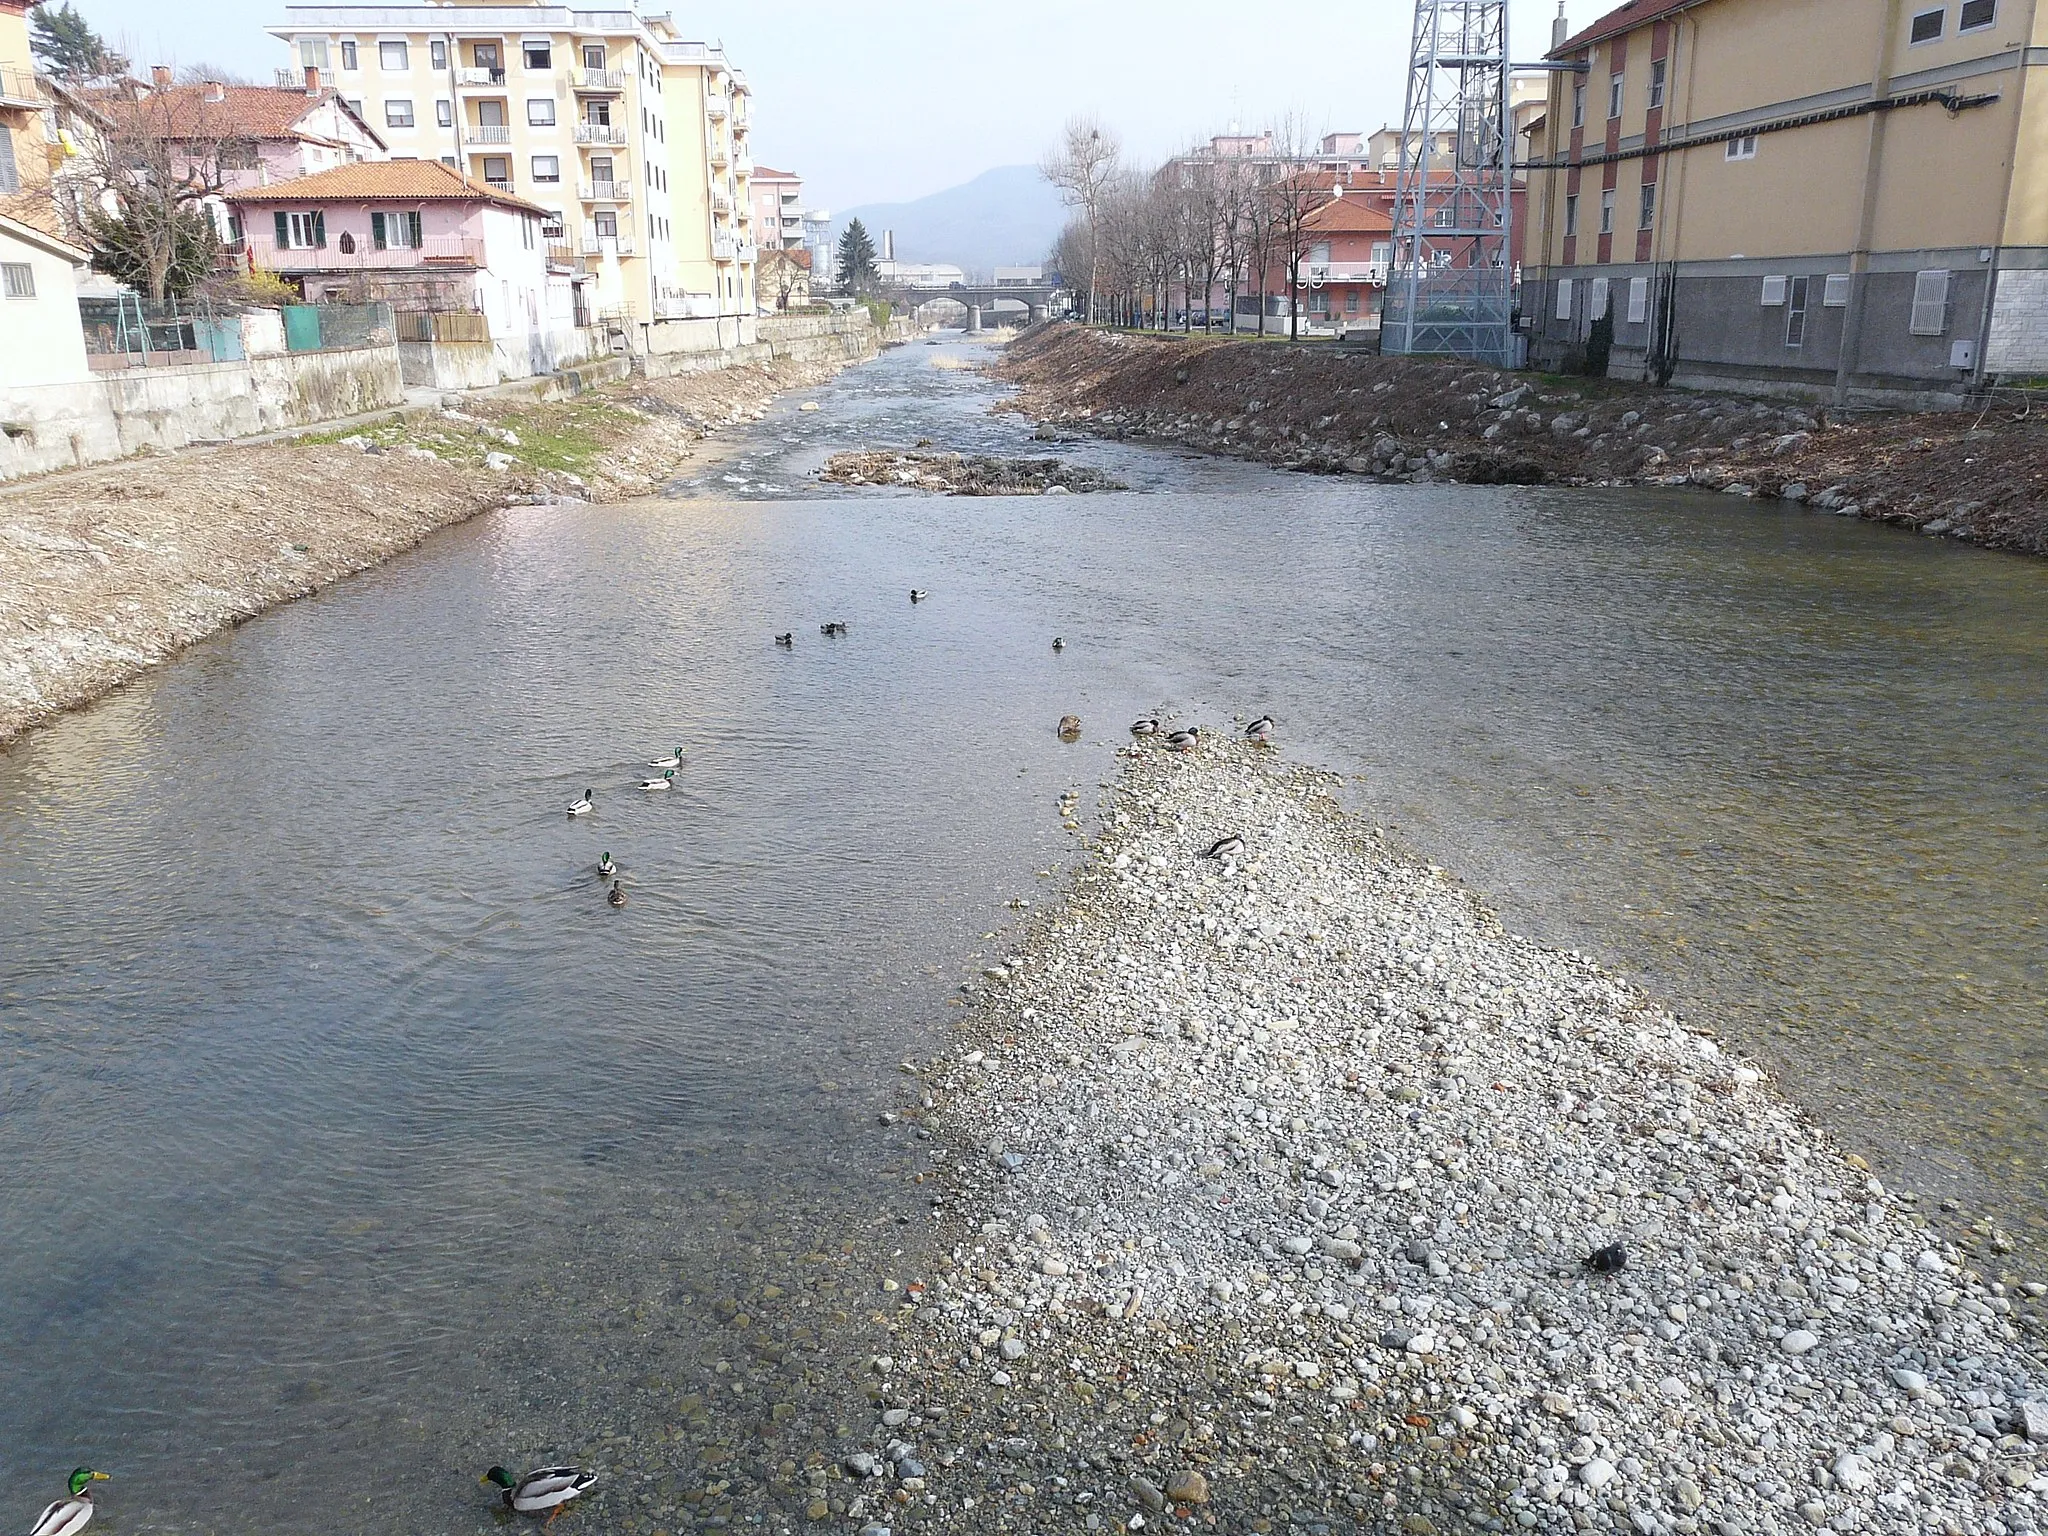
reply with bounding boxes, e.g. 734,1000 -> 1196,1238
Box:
859,736 -> 2048,1536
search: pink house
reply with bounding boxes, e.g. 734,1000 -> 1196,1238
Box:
750,164 -> 805,250
111,69 -> 384,196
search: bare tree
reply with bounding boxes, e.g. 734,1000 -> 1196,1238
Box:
1039,115 -> 1121,325
78,85 -> 233,302
1267,115 -> 1327,342
1209,152 -> 1255,333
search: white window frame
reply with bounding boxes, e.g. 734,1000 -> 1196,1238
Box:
1555,276 -> 1573,320
1608,71 -> 1624,119
1760,275 -> 1789,306
1726,133 -> 1758,161
383,98 -> 413,128
1639,181 -> 1656,230
531,154 -> 560,183
1627,275 -> 1650,324
1589,276 -> 1611,319
1599,189 -> 1615,235
522,40 -> 552,70
285,210 -> 324,248
338,38 -> 358,71
429,39 -> 447,69
378,40 -> 408,71
1959,0 -> 1997,28
1785,275 -> 1810,347
1564,193 -> 1579,237
435,99 -> 452,127
1649,59 -> 1667,110
1910,269 -> 1951,335
1822,272 -> 1851,308
2,261 -> 34,299
298,37 -> 330,70
1571,82 -> 1586,129
526,98 -> 556,126
1909,6 -> 1946,43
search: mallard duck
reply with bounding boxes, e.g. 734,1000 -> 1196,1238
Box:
820,621 -> 848,637
31,1469 -> 108,1536
597,852 -> 616,878
607,881 -> 628,908
775,633 -> 794,648
1246,715 -> 1275,745
566,788 -> 594,817
1166,728 -> 1199,754
648,748 -> 684,769
1051,637 -> 1065,652
638,770 -> 675,792
483,1466 -> 598,1523
1057,714 -> 1082,741
1129,718 -> 1160,737
910,589 -> 929,603
1202,834 -> 1245,860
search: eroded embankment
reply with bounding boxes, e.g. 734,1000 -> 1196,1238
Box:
840,736 -> 2048,1536
998,325 -> 2048,557
0,352 -> 858,745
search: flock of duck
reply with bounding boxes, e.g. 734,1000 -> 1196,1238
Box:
1128,714 -> 1276,862
563,746 -> 686,908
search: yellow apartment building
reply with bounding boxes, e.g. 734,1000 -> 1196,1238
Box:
1525,0 -> 2048,401
270,1 -> 754,328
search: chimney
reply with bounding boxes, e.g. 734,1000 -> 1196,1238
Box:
151,64 -> 172,90
204,81 -> 226,103
1552,1 -> 1569,50
882,229 -> 894,261
304,65 -> 321,95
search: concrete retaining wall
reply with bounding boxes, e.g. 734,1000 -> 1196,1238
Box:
635,311 -> 877,381
0,344 -> 406,482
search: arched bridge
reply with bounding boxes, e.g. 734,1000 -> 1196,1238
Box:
879,284 -> 1067,328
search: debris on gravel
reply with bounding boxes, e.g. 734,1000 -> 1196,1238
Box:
819,449 -> 1125,496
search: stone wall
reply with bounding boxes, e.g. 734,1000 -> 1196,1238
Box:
1986,267 -> 2048,375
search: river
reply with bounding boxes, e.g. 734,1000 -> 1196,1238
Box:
0,331 -> 2042,1532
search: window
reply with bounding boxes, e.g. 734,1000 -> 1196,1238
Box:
1599,189 -> 1615,234
1639,181 -> 1657,229
430,39 -> 446,69
585,100 -> 611,126
481,155 -> 509,187
594,210 -> 618,238
337,230 -> 356,254
436,99 -> 451,127
345,98 -> 364,119
298,38 -> 330,70
384,99 -> 413,128
1555,276 -> 1573,320
1785,275 -> 1809,347
2,262 -> 33,299
583,44 -> 606,70
1432,207 -> 1452,228
523,42 -> 551,70
527,98 -> 555,126
471,43 -> 500,69
379,40 -> 407,70
1589,276 -> 1610,319
339,39 -> 358,70
1960,0 -> 1996,26
276,210 -> 327,248
1649,59 -> 1667,109
440,155 -> 457,168
1760,275 -> 1788,306
1823,272 -> 1851,307
0,123 -> 15,195
531,154 -> 559,182
1564,193 -> 1578,237
589,154 -> 613,182
541,213 -> 565,240
1627,274 -> 1650,324
371,210 -> 422,249
1726,133 -> 1758,160
1608,72 -> 1624,118
1571,82 -> 1586,128
1910,6 -> 1945,42
1910,269 -> 1951,334
477,99 -> 506,127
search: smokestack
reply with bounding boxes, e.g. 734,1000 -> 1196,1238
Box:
883,229 -> 894,261
151,64 -> 172,90
1552,1 -> 1569,49
304,65 -> 321,95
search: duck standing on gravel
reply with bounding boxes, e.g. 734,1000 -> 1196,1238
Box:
1166,728 -> 1199,754
1202,834 -> 1246,860
1246,716 -> 1275,746
30,1469 -> 108,1536
566,788 -> 594,817
483,1466 -> 598,1524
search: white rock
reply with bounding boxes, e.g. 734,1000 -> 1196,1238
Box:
2024,1400 -> 2048,1441
1833,1454 -> 1876,1493
1579,1459 -> 1615,1490
1780,1329 -> 1819,1355
1891,1369 -> 1930,1399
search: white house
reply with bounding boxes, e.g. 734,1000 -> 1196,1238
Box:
0,210 -> 90,388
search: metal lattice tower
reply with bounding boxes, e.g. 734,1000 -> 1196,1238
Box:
1383,0 -> 1516,366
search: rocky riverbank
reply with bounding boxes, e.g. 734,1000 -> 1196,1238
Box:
998,325 -> 2048,557
820,449 -> 1126,496
0,352 -> 859,746
835,735 -> 2048,1536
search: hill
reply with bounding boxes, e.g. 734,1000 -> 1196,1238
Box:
836,166 -> 1066,280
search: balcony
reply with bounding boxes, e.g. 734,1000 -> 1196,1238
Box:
709,188 -> 732,214
579,180 -> 631,202
575,123 -> 627,146
467,124 -> 512,144
574,67 -> 625,91
709,143 -> 729,168
456,66 -> 507,88
712,234 -> 736,262
705,95 -> 727,119
614,236 -> 635,256
735,241 -> 758,263
580,234 -> 634,258
263,237 -> 485,271
546,242 -> 576,268
0,66 -> 42,109
1306,262 -> 1391,287
734,154 -> 752,176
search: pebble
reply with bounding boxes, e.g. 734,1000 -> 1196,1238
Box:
1780,1328 -> 1819,1355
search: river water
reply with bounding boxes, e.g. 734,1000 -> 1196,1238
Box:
1,333 -> 2043,1531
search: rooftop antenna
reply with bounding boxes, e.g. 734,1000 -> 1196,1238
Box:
1383,0 -> 1517,367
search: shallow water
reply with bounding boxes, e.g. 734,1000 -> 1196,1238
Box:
2,333 -> 2044,1530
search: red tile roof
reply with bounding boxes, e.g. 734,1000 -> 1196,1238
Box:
223,158 -> 545,216
1551,0 -> 1710,57
1304,191 -> 1393,234
749,164 -> 799,181
104,84 -> 385,149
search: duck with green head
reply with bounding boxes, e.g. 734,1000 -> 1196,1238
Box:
31,1469 -> 108,1536
483,1465 -> 597,1524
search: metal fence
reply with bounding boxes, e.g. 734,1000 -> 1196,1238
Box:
79,297 -> 397,368
287,302 -> 395,352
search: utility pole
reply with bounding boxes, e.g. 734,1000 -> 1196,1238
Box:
1385,0 -> 1516,366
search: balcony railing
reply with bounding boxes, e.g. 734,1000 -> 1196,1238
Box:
261,237 -> 485,270
467,124 -> 512,144
613,236 -> 635,255
1305,263 -> 1391,287
0,66 -> 43,108
580,234 -> 634,257
546,242 -> 576,267
709,189 -> 732,213
705,96 -> 727,119
456,67 -> 506,87
574,123 -> 627,145
735,241 -> 757,263
574,67 -> 624,91
712,234 -> 736,262
709,144 -> 729,167
579,180 -> 630,202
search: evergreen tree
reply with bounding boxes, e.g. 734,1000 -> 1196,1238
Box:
81,203 -> 220,303
836,218 -> 878,293
29,2 -> 128,80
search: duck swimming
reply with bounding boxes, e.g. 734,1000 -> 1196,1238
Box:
820,621 -> 848,637
910,589 -> 929,603
566,788 -> 594,817
607,881 -> 628,908
31,1470 -> 108,1536
597,852 -> 616,878
648,747 -> 684,769
1202,834 -> 1246,860
484,1465 -> 598,1523
638,770 -> 675,792
1051,636 -> 1065,652
775,633 -> 794,648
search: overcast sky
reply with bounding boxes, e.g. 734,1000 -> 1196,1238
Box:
77,0 -> 1559,209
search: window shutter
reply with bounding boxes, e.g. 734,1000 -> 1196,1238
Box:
0,124 -> 17,195
275,211 -> 290,248
1589,276 -> 1610,319
406,211 -> 422,247
371,211 -> 387,249
312,211 -> 327,248
1760,276 -> 1788,306
1823,273 -> 1851,308
1555,277 -> 1573,320
1627,275 -> 1649,324
1910,269 -> 1950,335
